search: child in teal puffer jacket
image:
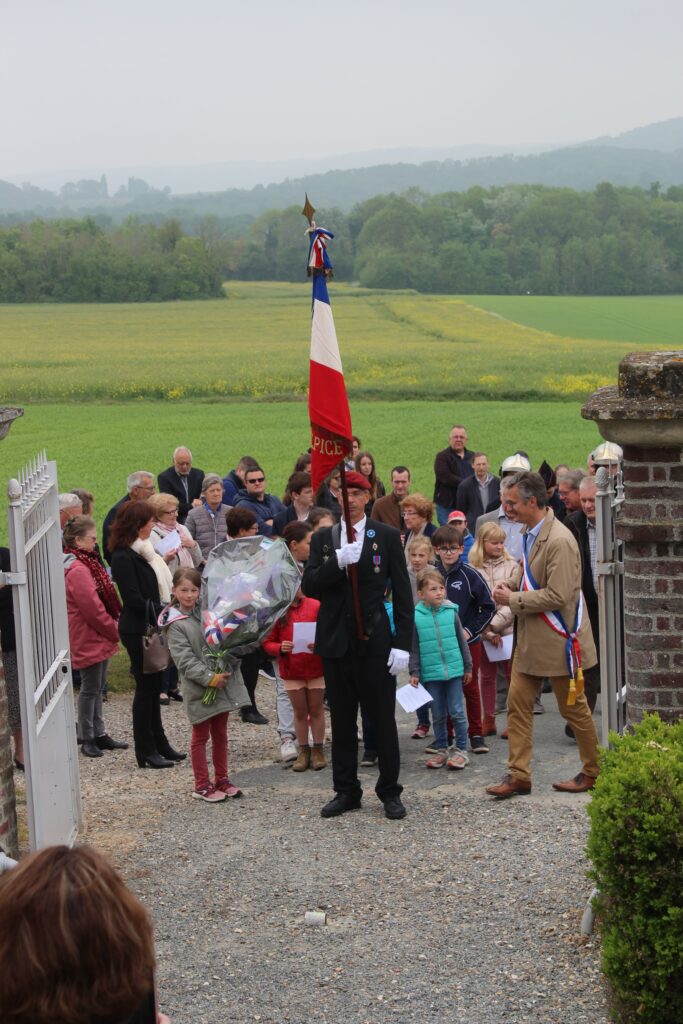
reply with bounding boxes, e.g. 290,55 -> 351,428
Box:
409,568 -> 472,770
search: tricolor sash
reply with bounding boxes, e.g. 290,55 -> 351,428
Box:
521,543 -> 585,704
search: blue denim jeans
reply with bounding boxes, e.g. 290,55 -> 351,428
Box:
423,676 -> 468,751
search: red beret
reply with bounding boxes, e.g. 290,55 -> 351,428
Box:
345,471 -> 372,491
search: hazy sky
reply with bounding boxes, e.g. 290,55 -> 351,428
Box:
4,0 -> 682,180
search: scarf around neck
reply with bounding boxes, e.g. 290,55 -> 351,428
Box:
65,547 -> 122,621
131,538 -> 173,603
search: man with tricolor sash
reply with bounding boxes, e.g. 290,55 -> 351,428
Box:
485,472 -> 600,799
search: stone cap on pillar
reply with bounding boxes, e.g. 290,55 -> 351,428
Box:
0,407 -> 23,441
582,351 -> 683,446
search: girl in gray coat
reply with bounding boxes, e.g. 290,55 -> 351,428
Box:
162,568 -> 250,803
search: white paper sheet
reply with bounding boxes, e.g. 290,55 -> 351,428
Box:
154,529 -> 181,556
396,682 -> 433,713
483,634 -> 513,662
292,621 -> 317,654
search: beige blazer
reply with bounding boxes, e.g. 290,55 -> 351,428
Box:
508,510 -> 597,677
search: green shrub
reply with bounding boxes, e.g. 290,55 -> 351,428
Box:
587,714 -> 683,1023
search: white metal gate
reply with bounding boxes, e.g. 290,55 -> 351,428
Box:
594,454 -> 627,744
6,453 -> 82,849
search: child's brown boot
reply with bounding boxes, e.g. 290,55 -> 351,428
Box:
310,744 -> 327,770
292,745 -> 311,772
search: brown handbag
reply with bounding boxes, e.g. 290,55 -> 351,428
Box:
142,601 -> 171,673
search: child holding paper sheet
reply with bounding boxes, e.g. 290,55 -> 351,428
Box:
262,589 -> 326,773
409,568 -> 472,771
468,523 -> 517,737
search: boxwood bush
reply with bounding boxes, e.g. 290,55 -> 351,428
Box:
586,714 -> 683,1023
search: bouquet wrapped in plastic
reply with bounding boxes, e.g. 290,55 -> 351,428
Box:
200,536 -> 301,703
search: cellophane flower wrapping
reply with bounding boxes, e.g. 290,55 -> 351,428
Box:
201,535 -> 301,673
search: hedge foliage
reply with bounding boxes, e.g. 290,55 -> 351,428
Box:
587,715 -> 683,1023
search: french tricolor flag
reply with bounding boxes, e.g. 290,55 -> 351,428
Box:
308,268 -> 353,491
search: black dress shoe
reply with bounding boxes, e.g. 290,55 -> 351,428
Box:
320,793 -> 362,818
136,753 -> 175,769
82,740 -> 104,758
157,747 -> 187,762
383,795 -> 407,820
96,734 -> 129,751
241,709 -> 269,725
168,689 -> 184,702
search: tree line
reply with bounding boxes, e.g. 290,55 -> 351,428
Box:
0,218 -> 224,301
2,182 -> 683,301
218,181 -> 683,295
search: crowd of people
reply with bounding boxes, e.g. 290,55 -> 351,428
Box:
2,430 -> 607,819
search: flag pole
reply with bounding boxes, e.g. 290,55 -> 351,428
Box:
303,194 -> 366,641
338,461 -> 367,641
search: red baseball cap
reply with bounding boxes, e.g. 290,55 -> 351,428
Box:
447,510 -> 466,523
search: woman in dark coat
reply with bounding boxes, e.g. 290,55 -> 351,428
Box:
109,501 -> 185,769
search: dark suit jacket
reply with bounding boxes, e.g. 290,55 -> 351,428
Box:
110,546 -> 161,635
102,495 -> 130,565
433,446 -> 474,508
302,519 -> 413,659
565,509 -> 599,646
455,474 -> 501,533
157,466 -> 204,523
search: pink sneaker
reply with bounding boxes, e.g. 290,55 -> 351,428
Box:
216,777 -> 242,798
411,724 -> 429,739
192,783 -> 226,803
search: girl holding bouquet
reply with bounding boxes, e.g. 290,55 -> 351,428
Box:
162,568 -> 250,803
262,588 -> 326,772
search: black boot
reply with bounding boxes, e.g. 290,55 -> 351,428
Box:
136,752 -> 175,769
157,744 -> 187,762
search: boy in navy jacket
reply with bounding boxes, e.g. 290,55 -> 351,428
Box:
432,524 -> 495,753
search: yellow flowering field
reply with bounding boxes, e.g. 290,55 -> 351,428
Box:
0,282 -> 664,404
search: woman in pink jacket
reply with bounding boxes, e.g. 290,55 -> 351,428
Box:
63,516 -> 128,759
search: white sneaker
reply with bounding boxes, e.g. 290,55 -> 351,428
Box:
280,737 -> 298,762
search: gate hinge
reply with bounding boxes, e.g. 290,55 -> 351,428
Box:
0,571 -> 27,586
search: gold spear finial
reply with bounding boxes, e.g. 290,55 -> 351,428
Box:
302,193 -> 316,226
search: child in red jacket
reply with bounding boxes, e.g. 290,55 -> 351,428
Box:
263,589 -> 325,772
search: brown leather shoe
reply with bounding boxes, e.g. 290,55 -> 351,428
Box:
552,772 -> 597,793
485,773 -> 531,799
310,744 -> 327,771
482,714 -> 497,737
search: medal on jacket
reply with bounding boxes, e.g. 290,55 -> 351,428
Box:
373,554 -> 381,573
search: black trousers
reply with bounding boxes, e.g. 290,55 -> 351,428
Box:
120,632 -> 170,757
322,651 -> 402,802
239,649 -> 262,711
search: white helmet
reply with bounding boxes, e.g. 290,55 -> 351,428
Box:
500,453 -> 531,475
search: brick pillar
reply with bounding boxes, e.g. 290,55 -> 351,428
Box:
0,654 -> 18,857
583,352 -> 683,725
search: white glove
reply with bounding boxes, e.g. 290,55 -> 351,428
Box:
387,648 -> 410,675
336,538 -> 363,568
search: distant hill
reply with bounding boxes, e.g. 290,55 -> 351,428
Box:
2,118 -> 683,221
580,116 -> 683,153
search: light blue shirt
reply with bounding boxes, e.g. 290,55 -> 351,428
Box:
523,516 -> 546,557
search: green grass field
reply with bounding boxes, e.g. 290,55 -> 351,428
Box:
1,283 -> 673,405
3,285 -> 676,547
463,294 -> 683,345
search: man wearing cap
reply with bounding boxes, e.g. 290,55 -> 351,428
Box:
486,471 -> 599,799
433,426 -> 474,525
474,454 -> 531,560
303,471 -> 414,821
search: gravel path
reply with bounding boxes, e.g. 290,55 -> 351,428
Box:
65,683 -> 607,1024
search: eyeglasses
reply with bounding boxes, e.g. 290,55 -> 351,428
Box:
162,509 -> 178,516
248,477 -> 265,483
436,546 -> 461,553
